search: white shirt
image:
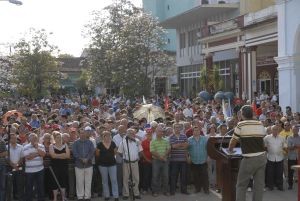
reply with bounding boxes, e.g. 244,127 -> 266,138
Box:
7,143 -> 23,165
113,133 -> 125,148
264,134 -> 286,162
136,129 -> 146,141
117,137 -> 143,161
90,137 -> 96,164
183,108 -> 193,118
113,133 -> 125,163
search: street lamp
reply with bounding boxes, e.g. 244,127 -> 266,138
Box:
0,0 -> 22,5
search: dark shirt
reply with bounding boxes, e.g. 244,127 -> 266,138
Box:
0,139 -> 7,166
96,141 -> 116,167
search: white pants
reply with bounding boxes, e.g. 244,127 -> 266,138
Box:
123,162 -> 140,197
75,167 -> 93,199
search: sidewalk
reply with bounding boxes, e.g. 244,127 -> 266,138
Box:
91,183 -> 297,201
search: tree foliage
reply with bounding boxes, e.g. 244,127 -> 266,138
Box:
84,0 -> 173,97
200,64 -> 224,92
12,28 -> 60,98
0,56 -> 16,92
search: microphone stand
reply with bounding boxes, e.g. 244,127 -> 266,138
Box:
125,137 -> 135,201
219,128 -> 235,152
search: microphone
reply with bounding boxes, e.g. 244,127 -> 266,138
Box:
219,128 -> 235,151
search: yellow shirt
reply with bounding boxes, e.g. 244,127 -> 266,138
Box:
279,129 -> 292,155
279,130 -> 292,140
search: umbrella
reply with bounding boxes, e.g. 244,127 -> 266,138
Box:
133,104 -> 165,123
198,91 -> 210,101
2,110 -> 23,125
224,91 -> 234,100
214,91 -> 225,101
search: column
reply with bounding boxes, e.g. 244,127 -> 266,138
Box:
275,56 -> 300,112
240,47 -> 247,100
239,46 -> 257,101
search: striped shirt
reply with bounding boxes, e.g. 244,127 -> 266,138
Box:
232,120 -> 266,157
169,134 -> 188,161
23,143 -> 45,173
150,138 -> 170,159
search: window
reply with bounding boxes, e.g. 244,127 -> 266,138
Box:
188,30 -> 197,47
180,33 -> 186,49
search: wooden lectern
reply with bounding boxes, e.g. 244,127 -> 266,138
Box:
207,136 -> 242,201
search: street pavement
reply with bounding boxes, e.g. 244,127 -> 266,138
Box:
90,183 -> 297,201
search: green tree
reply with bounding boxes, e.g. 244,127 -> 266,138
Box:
76,69 -> 91,98
12,28 -> 59,98
200,64 -> 224,92
84,0 -> 173,97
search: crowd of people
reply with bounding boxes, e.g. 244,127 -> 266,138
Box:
0,94 -> 299,201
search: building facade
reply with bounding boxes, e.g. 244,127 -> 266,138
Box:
142,0 -> 200,96
161,0 -> 240,97
275,0 -> 300,112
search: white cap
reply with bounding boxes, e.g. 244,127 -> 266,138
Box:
84,126 -> 92,131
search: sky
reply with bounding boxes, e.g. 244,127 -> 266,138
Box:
0,0 -> 142,57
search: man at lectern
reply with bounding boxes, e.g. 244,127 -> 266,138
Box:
228,105 -> 267,201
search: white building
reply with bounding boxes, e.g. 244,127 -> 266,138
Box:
275,0 -> 300,112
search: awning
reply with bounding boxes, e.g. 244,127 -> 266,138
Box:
160,3 -> 239,29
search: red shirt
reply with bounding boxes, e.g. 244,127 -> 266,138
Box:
141,138 -> 152,163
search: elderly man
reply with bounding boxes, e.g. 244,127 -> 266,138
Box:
169,123 -> 189,195
287,125 -> 300,189
8,132 -> 24,201
228,105 -> 267,201
264,125 -> 287,191
23,133 -> 46,201
117,128 -> 143,200
150,125 -> 170,197
72,127 -> 95,201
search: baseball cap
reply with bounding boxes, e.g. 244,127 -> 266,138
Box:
84,126 -> 92,131
52,124 -> 60,131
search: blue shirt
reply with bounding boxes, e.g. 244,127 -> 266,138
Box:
72,139 -> 95,168
188,136 -> 208,164
30,119 -> 40,129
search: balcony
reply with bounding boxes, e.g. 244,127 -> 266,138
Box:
244,5 -> 277,27
201,15 -> 244,38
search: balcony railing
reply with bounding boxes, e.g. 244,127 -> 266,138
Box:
197,0 -> 239,5
244,5 -> 277,27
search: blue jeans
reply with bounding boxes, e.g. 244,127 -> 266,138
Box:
0,165 -> 6,201
152,159 -> 168,193
98,165 -> 119,198
25,169 -> 45,201
170,161 -> 187,194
